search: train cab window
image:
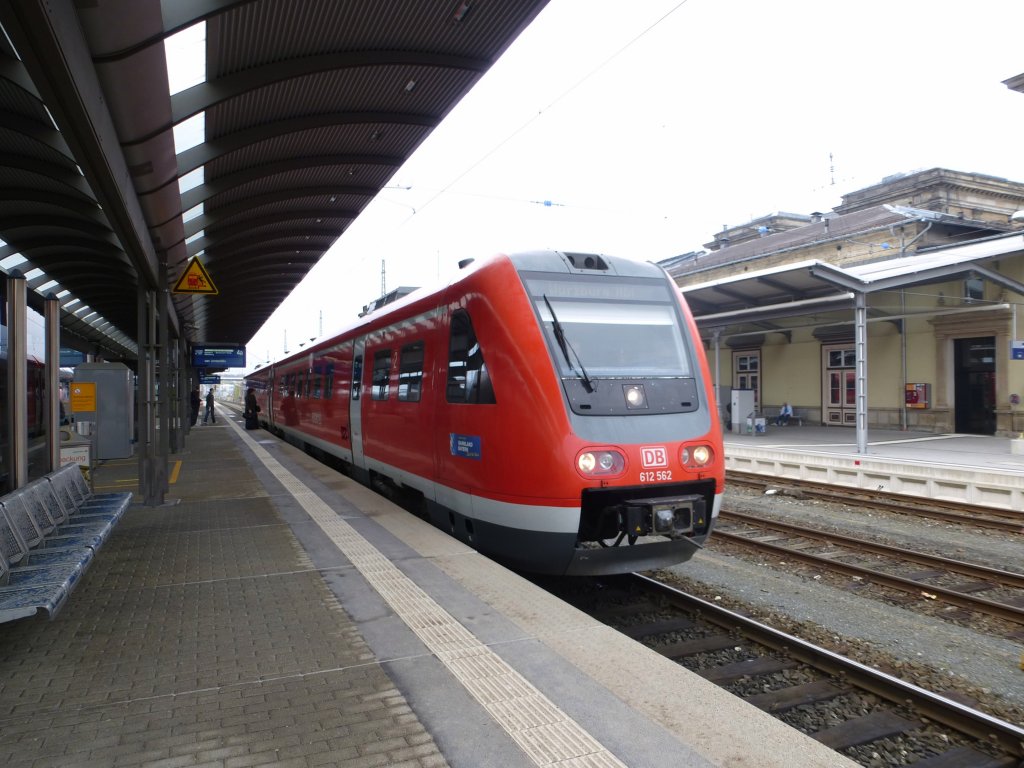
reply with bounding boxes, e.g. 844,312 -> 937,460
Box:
352,355 -> 362,400
447,310 -> 496,404
398,341 -> 424,402
371,349 -> 391,400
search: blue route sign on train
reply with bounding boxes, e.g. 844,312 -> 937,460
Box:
192,345 -> 245,368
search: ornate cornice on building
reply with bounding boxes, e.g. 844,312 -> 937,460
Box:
666,168 -> 1024,284
834,167 -> 1024,222
704,212 -> 812,251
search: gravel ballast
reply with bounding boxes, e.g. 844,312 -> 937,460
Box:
662,486 -> 1024,725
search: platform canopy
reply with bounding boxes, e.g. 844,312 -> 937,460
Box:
0,0 -> 550,359
681,231 -> 1024,342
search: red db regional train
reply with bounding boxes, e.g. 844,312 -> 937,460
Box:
246,251 -> 724,575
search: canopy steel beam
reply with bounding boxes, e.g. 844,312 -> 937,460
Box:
0,0 -> 164,306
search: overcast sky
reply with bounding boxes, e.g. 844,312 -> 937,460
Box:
234,0 -> 1024,370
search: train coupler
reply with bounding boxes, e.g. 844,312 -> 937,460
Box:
620,494 -> 706,539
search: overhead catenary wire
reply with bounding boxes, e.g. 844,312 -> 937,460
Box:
410,1 -> 693,220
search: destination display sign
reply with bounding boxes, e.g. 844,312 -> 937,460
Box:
192,345 -> 245,368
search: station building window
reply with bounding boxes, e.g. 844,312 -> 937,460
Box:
964,277 -> 984,304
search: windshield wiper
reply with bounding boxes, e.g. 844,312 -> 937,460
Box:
543,295 -> 594,393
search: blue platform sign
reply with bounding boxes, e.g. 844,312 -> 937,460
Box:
192,344 -> 246,368
1013,340 -> 1024,360
200,375 -> 221,384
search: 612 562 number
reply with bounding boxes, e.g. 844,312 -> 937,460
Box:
639,470 -> 673,483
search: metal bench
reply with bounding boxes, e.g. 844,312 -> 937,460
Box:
770,407 -> 803,427
0,465 -> 132,624
0,500 -> 93,623
48,463 -> 131,518
11,482 -> 112,550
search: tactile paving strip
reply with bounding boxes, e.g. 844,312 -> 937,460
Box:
231,418 -> 627,767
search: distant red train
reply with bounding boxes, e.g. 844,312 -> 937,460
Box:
246,251 -> 724,575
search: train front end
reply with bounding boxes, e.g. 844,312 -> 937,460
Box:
513,251 -> 724,575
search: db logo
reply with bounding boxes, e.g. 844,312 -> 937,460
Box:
640,446 -> 668,468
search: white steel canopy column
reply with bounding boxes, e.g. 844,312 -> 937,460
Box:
854,291 -> 868,454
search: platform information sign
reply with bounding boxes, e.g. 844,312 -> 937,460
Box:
69,382 -> 97,414
192,345 -> 246,368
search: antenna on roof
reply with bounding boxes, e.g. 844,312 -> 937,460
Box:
380,259 -> 386,295
829,152 -> 835,186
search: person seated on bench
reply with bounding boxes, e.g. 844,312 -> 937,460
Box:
776,402 -> 793,426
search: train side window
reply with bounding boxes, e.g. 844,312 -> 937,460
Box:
323,359 -> 335,399
447,310 -> 496,404
312,360 -> 323,399
398,341 -> 424,402
352,355 -> 362,400
371,349 -> 391,400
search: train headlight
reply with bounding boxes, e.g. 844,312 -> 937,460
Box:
576,449 -> 625,477
623,384 -> 647,409
680,444 -> 713,468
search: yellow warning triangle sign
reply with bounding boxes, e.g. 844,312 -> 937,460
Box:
173,257 -> 218,295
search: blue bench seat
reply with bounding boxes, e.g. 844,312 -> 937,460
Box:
0,464 -> 131,623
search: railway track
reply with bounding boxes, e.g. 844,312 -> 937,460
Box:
542,573 -> 1024,768
726,471 -> 1024,534
713,510 -> 1024,634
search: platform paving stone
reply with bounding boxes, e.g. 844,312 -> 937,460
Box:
0,426 -> 448,767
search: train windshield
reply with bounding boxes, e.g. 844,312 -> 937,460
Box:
526,276 -> 692,378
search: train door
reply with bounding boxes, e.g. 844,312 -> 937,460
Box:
349,338 -> 366,468
267,369 -> 276,426
953,336 -> 995,434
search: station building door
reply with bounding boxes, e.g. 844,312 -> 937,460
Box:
953,336 -> 995,435
822,344 -> 856,426
732,350 -> 760,411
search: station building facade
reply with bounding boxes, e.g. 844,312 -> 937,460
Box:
664,168 -> 1024,437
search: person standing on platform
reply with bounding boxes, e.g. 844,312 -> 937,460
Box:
190,386 -> 201,427
244,387 -> 260,430
204,388 -> 216,424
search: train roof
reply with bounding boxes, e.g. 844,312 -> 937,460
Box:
248,250 -> 666,375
